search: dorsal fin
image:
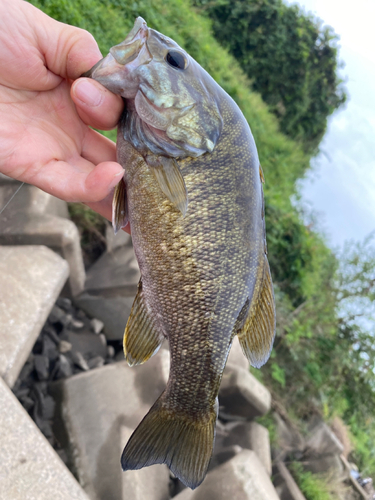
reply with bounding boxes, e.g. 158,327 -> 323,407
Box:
112,177 -> 128,234
124,280 -> 164,366
236,257 -> 276,368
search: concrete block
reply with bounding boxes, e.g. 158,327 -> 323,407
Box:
0,181 -> 69,218
0,377 -> 89,500
0,245 -> 69,388
304,454 -> 344,478
0,213 -> 85,296
219,364 -> 271,419
223,421 -> 272,475
51,349 -> 170,500
74,293 -> 134,340
305,421 -> 344,457
174,450 -> 279,500
121,426 -> 170,500
84,244 -> 140,297
227,337 -> 249,371
273,413 -> 305,458
273,461 -> 307,500
105,224 -> 132,252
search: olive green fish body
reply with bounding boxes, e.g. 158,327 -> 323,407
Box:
86,18 -> 275,489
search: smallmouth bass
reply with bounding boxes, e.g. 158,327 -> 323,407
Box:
85,17 -> 276,489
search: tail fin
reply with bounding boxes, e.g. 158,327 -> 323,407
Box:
121,394 -> 217,489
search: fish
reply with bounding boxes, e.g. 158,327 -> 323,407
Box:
84,17 -> 276,489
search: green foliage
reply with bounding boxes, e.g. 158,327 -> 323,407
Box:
289,462 -> 337,500
194,0 -> 347,153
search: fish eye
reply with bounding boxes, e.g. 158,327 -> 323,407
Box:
165,51 -> 187,70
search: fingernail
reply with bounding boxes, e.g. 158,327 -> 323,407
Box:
109,169 -> 125,189
74,79 -> 103,107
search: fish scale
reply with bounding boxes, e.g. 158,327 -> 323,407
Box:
85,16 -> 276,489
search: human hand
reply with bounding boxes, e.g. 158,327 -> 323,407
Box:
0,0 -> 124,223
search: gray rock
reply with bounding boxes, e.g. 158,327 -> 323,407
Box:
227,337 -> 249,371
84,244 -> 140,297
50,349 -> 170,500
173,449 -> 279,500
90,318 -> 104,334
74,293 -> 134,340
273,461 -> 307,500
273,413 -> 305,459
305,421 -> 344,458
304,454 -> 344,478
219,364 -> 271,419
0,377 -> 89,500
120,426 -> 170,500
223,421 -> 272,476
0,181 -> 69,219
0,213 -> 85,296
106,224 -> 132,251
209,445 -> 242,471
0,245 -> 69,388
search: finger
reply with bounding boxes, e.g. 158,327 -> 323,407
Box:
32,159 -> 124,203
71,78 -> 124,130
81,128 -> 118,165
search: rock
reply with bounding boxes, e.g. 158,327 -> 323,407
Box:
66,330 -> 107,360
120,426 -> 170,500
58,341 -> 72,354
223,421 -> 272,475
273,461 -> 307,500
34,355 -> 50,381
304,454 -> 344,478
208,445 -> 242,471
50,349 -> 170,500
0,377 -> 89,500
219,364 -> 271,419
305,421 -> 344,458
173,450 -> 279,500
84,244 -> 140,297
273,413 -> 305,459
74,293 -> 134,341
227,337 -> 249,371
71,351 -> 90,371
55,354 -> 73,379
0,245 -> 69,388
106,224 -> 132,251
90,318 -> 104,334
49,305 -> 70,326
0,213 -> 85,297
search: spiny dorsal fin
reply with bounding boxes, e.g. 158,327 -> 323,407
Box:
236,257 -> 276,368
124,280 -> 164,366
147,155 -> 188,216
112,177 -> 128,234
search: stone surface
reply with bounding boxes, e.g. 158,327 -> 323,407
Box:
84,244 -> 140,297
219,364 -> 271,419
173,450 -> 279,500
273,413 -> 305,459
0,245 -> 69,387
208,445 -> 242,471
273,461 -> 307,500
304,454 -> 344,478
74,293 -> 134,340
227,337 -> 249,371
106,224 -> 132,252
51,349 -> 170,500
0,181 -> 69,219
0,213 -> 85,296
121,426 -> 170,500
0,377 -> 89,500
223,421 -> 272,475
305,421 -> 344,458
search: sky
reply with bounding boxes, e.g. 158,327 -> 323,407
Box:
286,0 -> 375,250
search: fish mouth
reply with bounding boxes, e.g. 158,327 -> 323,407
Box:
83,17 -> 152,98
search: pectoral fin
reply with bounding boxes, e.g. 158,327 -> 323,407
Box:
124,280 -> 164,366
236,257 -> 276,368
112,178 -> 128,234
147,156 -> 188,216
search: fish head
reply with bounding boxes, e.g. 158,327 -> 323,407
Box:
86,17 -> 223,157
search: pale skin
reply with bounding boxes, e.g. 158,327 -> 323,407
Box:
0,0 -> 126,226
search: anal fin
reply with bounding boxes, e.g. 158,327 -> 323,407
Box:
124,280 -> 164,366
236,256 -> 276,368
